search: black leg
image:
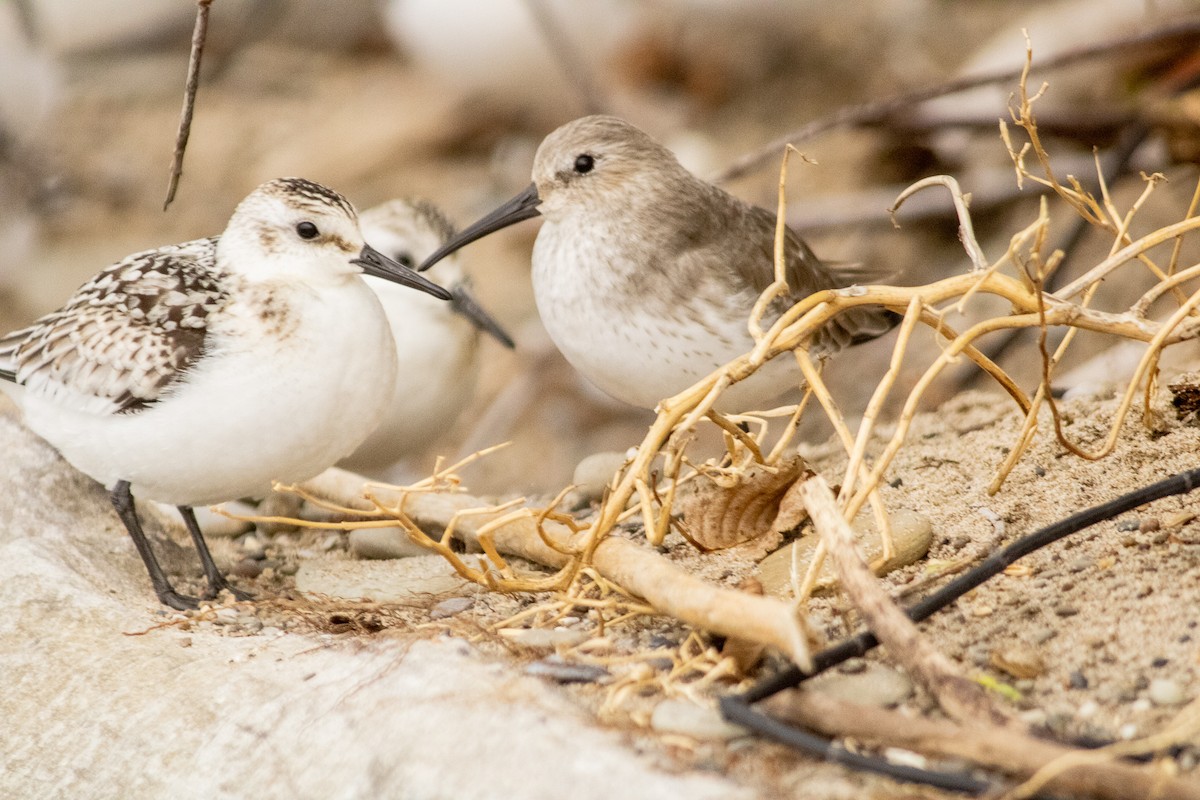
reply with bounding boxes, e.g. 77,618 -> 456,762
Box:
109,481 -> 198,610
177,505 -> 254,602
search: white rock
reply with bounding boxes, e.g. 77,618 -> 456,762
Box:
1148,678 -> 1187,707
0,409 -> 752,799
650,699 -> 748,741
810,663 -> 914,708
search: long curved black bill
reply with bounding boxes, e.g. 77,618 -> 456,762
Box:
417,183 -> 542,273
354,244 -> 452,301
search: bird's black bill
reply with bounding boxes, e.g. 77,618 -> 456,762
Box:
417,183 -> 542,273
451,286 -> 515,349
354,244 -> 452,300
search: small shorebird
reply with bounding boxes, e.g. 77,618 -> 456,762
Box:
342,198 -> 512,475
419,115 -> 896,412
0,177 -> 450,609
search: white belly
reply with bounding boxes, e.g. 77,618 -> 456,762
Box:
339,277 -> 479,473
19,281 -> 398,506
532,232 -> 801,412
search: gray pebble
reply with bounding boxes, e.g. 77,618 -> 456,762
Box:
429,597 -> 474,619
1116,519 -> 1140,532
1068,671 -> 1088,689
1067,557 -> 1092,573
1054,604 -> 1080,618
525,656 -> 609,684
572,451 -> 628,502
1149,678 -> 1187,706
228,557 -> 262,578
1032,627 -> 1058,644
349,527 -> 428,560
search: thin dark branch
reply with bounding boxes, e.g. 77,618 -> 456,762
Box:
713,17 -> 1200,184
522,0 -> 610,116
163,0 -> 213,212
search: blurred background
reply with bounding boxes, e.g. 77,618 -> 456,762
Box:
2,0 -> 1199,494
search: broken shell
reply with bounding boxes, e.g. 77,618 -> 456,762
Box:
674,455 -> 808,550
757,508 -> 934,598
989,645 -> 1046,680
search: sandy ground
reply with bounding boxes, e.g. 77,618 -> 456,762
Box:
4,2 -> 1200,797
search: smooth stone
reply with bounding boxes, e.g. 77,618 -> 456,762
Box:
810,663 -> 914,708
1148,678 -> 1187,707
498,628 -> 589,650
525,657 -> 610,684
572,451 -> 628,502
650,699 -> 748,741
295,556 -> 469,602
349,527 -> 429,560
430,597 -> 474,619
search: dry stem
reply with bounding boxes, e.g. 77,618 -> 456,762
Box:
768,691 -> 1200,800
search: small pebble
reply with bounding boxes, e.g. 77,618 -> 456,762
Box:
230,558 -> 264,579
1067,557 -> 1091,573
650,699 -> 748,741
1140,518 -> 1161,533
1116,519 -> 1140,532
572,451 -> 628,502
1054,604 -> 1080,618
1149,678 -> 1187,707
429,597 -> 474,619
1077,700 -> 1098,718
349,527 -> 428,560
525,656 -> 609,684
1033,466 -> 1046,477
838,658 -> 867,674
499,628 -> 589,650
811,664 -> 913,708
989,645 -> 1046,679
1032,627 -> 1058,645
1068,671 -> 1088,689
1151,657 -> 1169,668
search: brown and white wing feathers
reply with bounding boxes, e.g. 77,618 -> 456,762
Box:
0,237 -> 229,415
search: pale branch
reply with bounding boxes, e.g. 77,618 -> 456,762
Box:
799,474 -> 1012,727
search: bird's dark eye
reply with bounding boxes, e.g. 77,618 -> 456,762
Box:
296,221 -> 320,240
574,154 -> 595,174
394,251 -> 414,269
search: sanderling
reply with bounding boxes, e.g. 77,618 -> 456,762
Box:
340,198 -> 512,474
419,115 -> 897,412
0,177 -> 451,609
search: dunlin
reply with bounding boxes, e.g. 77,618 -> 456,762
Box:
420,115 -> 896,411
